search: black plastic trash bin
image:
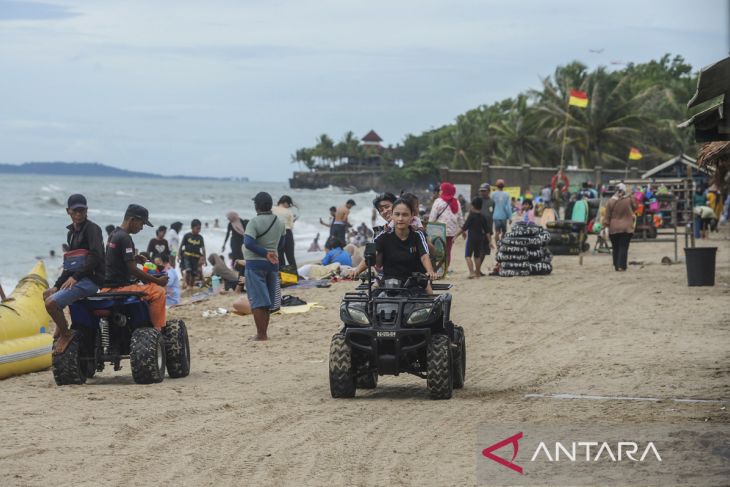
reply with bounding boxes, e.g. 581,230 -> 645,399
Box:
684,247 -> 718,286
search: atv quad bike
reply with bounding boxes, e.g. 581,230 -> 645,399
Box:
329,243 -> 465,399
53,290 -> 190,385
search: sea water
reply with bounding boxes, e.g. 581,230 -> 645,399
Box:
0,174 -> 385,293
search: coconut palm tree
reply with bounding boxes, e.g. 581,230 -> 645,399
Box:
536,65 -> 671,169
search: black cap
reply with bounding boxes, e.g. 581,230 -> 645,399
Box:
252,192 -> 273,207
67,194 -> 87,209
124,204 -> 153,227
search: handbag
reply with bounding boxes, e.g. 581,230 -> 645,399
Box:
279,263 -> 299,287
63,249 -> 89,272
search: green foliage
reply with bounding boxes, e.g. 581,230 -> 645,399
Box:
292,55 -> 699,180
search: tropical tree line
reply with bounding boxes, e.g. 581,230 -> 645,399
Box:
292,54 -> 700,181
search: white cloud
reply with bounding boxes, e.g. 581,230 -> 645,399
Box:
0,0 -> 726,180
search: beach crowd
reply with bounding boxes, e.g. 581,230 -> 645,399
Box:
42,170 -> 728,352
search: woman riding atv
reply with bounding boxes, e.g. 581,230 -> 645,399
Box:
373,198 -> 437,292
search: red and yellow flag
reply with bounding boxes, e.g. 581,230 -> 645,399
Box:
628,147 -> 643,160
568,89 -> 588,108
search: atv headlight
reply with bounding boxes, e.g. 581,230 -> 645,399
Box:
347,306 -> 370,325
406,306 -> 432,325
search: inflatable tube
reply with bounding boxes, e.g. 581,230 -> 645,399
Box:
0,261 -> 50,341
0,334 -> 53,379
0,261 -> 52,379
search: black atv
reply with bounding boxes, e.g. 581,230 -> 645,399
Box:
53,290 -> 190,385
329,244 -> 465,399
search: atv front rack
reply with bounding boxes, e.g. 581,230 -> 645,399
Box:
355,283 -> 452,292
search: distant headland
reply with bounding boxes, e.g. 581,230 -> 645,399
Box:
0,162 -> 247,181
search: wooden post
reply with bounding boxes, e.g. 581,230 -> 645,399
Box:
688,166 -> 695,248
559,97 -> 571,170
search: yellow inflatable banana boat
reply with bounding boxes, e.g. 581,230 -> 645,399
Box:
0,261 -> 53,379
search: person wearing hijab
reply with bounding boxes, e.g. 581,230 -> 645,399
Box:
222,211 -> 248,262
428,181 -> 464,267
602,183 -> 637,271
167,221 -> 183,267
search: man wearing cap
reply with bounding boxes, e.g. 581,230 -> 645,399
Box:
244,192 -> 286,341
102,204 -> 169,330
43,194 -> 106,354
491,179 -> 512,243
478,183 -> 495,230
477,183 -> 495,264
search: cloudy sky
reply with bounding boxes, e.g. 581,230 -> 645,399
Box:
0,0 -> 727,181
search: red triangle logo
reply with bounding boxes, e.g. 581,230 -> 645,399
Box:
482,432 -> 524,474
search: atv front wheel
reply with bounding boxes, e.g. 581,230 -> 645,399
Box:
453,326 -> 466,389
329,334 -> 355,398
163,319 -> 190,378
427,334 -> 453,399
130,328 -> 166,384
52,331 -> 86,386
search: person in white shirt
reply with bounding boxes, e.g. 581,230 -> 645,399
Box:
167,221 -> 183,268
272,195 -> 297,268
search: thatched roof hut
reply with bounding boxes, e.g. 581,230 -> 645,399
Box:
697,141 -> 730,188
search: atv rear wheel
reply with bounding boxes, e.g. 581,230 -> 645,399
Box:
453,326 -> 466,389
52,331 -> 86,386
163,319 -> 190,378
130,328 -> 166,384
427,334 -> 453,399
329,334 -> 355,398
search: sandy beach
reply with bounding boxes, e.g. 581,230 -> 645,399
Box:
1,232 -> 728,487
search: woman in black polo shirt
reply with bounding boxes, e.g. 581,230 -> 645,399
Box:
374,198 -> 437,287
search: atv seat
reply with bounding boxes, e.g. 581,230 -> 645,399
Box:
88,291 -> 147,300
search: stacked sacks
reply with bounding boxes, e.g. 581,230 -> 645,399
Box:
495,222 -> 553,277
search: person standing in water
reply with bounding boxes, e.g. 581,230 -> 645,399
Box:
331,199 -> 356,244
222,211 -> 247,263
167,221 -> 183,268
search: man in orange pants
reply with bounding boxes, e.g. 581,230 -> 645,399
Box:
103,204 -> 169,329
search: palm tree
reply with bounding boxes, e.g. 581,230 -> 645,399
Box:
536,65 -> 671,169
488,95 -> 545,166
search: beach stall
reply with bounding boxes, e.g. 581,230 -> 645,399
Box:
0,261 -> 53,379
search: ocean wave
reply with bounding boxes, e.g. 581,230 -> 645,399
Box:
115,190 -> 134,197
37,196 -> 65,207
200,198 -> 214,205
41,184 -> 62,192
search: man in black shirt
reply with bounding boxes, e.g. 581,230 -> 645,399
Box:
179,219 -> 206,288
43,194 -> 105,354
103,204 -> 169,330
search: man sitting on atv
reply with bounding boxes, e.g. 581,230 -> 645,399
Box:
374,198 -> 437,290
102,204 -> 169,330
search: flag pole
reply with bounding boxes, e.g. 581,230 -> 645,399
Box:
559,94 -> 570,170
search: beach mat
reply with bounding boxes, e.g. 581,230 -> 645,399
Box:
289,279 -> 331,290
274,303 -> 323,314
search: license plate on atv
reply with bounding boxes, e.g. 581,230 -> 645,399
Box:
376,331 -> 396,338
